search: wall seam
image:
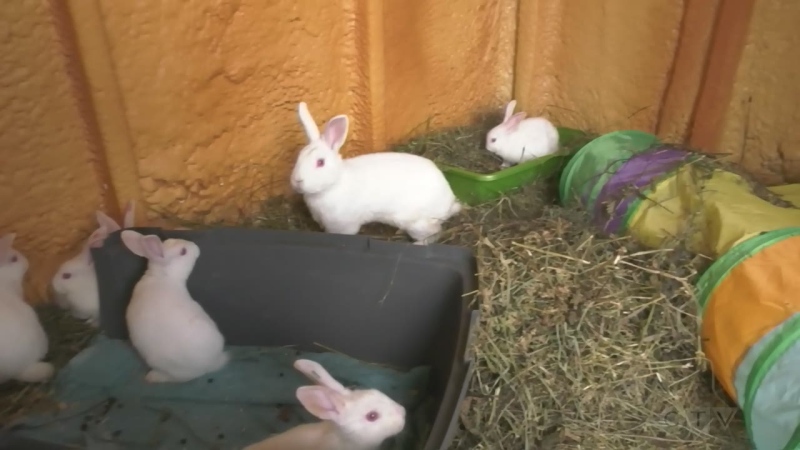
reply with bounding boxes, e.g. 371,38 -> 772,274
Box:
653,1 -> 689,136
685,0 -> 756,151
510,0 -> 522,100
48,0 -> 121,219
65,0 -> 144,222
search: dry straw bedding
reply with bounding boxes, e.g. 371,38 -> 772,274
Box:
1,125 -> 749,449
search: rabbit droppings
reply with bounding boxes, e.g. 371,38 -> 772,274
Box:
0,233 -> 54,384
121,230 -> 229,383
290,101 -> 462,245
51,200 -> 136,327
244,359 -> 406,450
485,99 -> 560,168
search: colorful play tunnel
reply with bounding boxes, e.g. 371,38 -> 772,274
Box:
558,130 -> 800,450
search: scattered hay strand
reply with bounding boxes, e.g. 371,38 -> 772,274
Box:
439,181 -> 747,449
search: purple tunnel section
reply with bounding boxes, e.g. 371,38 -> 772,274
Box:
593,146 -> 692,234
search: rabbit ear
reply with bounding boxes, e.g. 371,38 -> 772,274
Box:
504,112 -> 527,131
296,386 -> 347,422
85,226 -> 110,250
293,359 -> 350,394
140,235 -> 165,261
503,100 -> 517,121
0,233 -> 15,261
298,102 -> 320,142
122,200 -> 135,228
95,211 -> 121,232
121,230 -> 164,261
320,115 -> 349,154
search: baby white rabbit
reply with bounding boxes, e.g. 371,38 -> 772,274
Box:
244,359 -> 406,450
290,101 -> 462,245
0,233 -> 54,384
485,99 -> 560,168
120,230 -> 228,383
51,201 -> 136,327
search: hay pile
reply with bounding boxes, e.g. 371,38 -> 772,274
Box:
439,182 -> 747,449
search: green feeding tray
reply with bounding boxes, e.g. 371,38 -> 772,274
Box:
437,127 -> 592,206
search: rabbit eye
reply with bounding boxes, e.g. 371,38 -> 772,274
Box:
9,255 -> 17,263
365,411 -> 379,422
490,138 -> 497,143
62,272 -> 72,280
316,158 -> 325,168
180,247 -> 187,256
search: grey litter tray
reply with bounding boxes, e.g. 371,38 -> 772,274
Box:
1,227 -> 479,450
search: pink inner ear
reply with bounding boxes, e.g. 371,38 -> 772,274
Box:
86,227 -> 109,249
504,112 -> 526,131
141,235 -> 164,260
321,116 -> 348,153
296,386 -> 343,421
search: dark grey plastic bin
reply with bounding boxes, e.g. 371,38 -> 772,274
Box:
2,227 -> 479,450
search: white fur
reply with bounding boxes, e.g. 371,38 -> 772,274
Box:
290,102 -> 462,245
121,230 -> 229,383
244,359 -> 406,450
0,233 -> 54,384
485,99 -> 560,168
51,201 -> 136,328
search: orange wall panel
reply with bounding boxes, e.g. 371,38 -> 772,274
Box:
710,0 -> 800,185
0,1 -> 107,303
514,0 -> 685,135
95,0 -> 379,225
382,0 -> 517,145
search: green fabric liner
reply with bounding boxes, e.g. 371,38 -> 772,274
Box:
784,422 -> 800,450
558,130 -> 659,208
617,155 -> 702,234
693,228 -> 800,315
6,335 -> 434,450
743,314 -> 800,448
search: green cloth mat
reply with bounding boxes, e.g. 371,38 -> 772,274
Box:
5,336 -> 434,449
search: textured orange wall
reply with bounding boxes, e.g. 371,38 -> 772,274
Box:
0,1 -> 109,303
382,0 -> 517,145
92,0 -> 378,225
704,0 -> 800,185
73,0 -> 517,226
514,0 -> 715,137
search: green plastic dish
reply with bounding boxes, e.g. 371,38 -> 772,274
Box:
559,130 -> 660,208
438,127 -> 592,206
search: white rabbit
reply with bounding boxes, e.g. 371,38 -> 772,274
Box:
51,201 -> 136,327
120,230 -> 229,383
485,99 -> 560,168
290,101 -> 462,245
0,233 -> 54,384
244,359 -> 406,450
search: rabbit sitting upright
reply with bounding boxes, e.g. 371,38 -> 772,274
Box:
0,233 -> 54,384
244,359 -> 406,450
51,200 -> 135,327
120,230 -> 228,383
289,101 -> 462,245
485,99 -> 560,168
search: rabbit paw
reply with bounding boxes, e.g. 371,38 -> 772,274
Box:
145,370 -> 174,383
15,362 -> 54,383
